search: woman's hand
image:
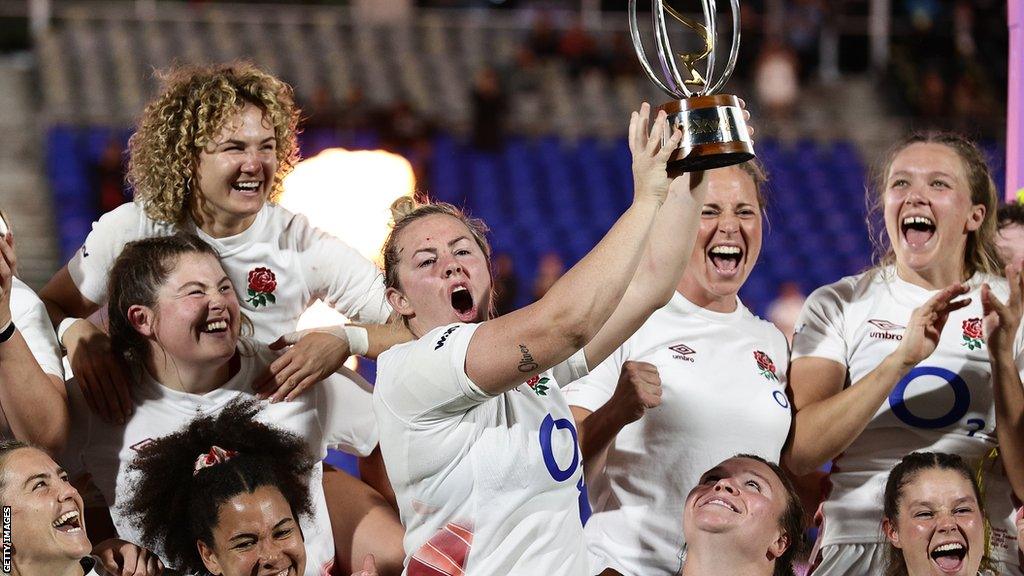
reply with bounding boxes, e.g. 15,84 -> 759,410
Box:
257,328 -> 351,402
629,102 -> 682,207
64,318 -> 133,424
352,554 -> 378,576
892,283 -> 971,368
0,232 -> 16,328
981,266 -> 1024,361
92,538 -> 164,576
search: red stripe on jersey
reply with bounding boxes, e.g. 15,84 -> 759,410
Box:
408,522 -> 474,576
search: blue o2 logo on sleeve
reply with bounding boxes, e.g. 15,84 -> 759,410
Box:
888,366 -> 970,429
539,414 -> 580,482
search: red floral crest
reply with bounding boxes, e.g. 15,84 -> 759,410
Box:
525,374 -> 550,396
961,318 -> 983,350
753,350 -> 779,381
245,267 -> 277,308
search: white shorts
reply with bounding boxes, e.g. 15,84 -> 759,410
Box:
811,542 -> 1022,576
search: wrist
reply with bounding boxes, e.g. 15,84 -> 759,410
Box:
343,325 -> 369,356
57,317 -> 82,346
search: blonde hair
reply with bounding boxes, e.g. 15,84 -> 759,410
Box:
382,196 -> 495,318
867,132 -> 1002,278
126,62 -> 300,225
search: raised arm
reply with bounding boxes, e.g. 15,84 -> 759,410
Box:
464,105 -> 681,394
784,283 -> 970,475
0,234 -> 70,454
980,268 -> 1024,499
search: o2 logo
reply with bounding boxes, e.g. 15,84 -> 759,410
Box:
539,414 -> 590,522
888,366 -> 972,429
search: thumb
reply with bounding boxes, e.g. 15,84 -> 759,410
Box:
364,554 -> 377,572
269,331 -> 302,350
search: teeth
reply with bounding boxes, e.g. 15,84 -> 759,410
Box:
934,543 -> 965,552
234,181 -> 260,190
53,510 -> 79,528
452,286 -> 468,293
710,246 -> 741,255
706,498 -> 737,511
902,216 -> 934,227
203,320 -> 227,332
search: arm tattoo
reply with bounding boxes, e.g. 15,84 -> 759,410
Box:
517,344 -> 539,373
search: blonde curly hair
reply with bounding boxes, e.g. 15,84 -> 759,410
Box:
126,62 -> 300,225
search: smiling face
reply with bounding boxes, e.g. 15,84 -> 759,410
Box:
677,166 -> 762,312
386,213 -> 493,336
1,448 -> 90,569
198,486 -> 306,576
131,252 -> 241,370
884,468 -> 985,576
683,457 -> 790,560
883,142 -> 986,285
194,103 -> 278,236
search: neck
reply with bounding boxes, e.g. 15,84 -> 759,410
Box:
191,204 -> 257,239
12,557 -> 86,576
895,261 -> 969,290
677,277 -> 739,313
145,350 -> 238,395
681,540 -> 773,576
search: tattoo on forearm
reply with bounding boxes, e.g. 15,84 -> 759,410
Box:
518,344 -> 539,372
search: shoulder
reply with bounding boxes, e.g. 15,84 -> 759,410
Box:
378,324 -> 475,376
805,271 -> 873,308
740,308 -> 790,351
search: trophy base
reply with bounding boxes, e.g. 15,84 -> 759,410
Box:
658,94 -> 754,176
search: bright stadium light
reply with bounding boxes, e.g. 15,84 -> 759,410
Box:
279,149 -> 416,358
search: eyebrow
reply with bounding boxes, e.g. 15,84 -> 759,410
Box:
889,170 -> 959,181
219,136 -> 276,147
22,468 -> 65,489
413,236 -> 471,257
176,277 -> 231,292
228,517 -> 294,542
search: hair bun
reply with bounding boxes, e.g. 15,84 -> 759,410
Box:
390,196 -> 419,223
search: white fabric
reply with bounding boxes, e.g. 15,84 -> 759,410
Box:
793,267 -> 1024,567
11,277 -> 63,378
563,292 -> 792,576
67,201 -> 391,345
375,323 -> 591,576
61,343 -> 377,576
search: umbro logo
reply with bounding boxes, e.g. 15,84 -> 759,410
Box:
434,326 -> 459,350
868,319 -> 904,340
669,343 -> 695,362
130,438 -> 155,453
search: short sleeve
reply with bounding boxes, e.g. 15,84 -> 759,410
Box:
790,283 -> 849,365
67,203 -> 148,305
562,342 -> 627,413
296,217 -> 391,324
376,323 -> 491,425
10,279 -> 63,379
317,367 -> 379,457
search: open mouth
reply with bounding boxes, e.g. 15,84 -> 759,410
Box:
930,541 -> 967,573
52,510 -> 83,533
232,180 -> 262,194
450,286 -> 477,322
700,496 -> 739,513
901,215 -> 936,248
708,245 -> 743,276
199,319 -> 230,335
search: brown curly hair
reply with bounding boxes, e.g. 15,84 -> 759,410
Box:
127,62 -> 300,225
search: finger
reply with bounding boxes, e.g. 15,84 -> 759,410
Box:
640,102 -> 651,146
646,110 -> 667,155
269,331 -> 302,351
284,373 -> 320,402
121,544 -> 141,575
656,128 -> 683,162
737,97 -> 746,109
628,110 -> 640,153
0,235 -> 15,272
269,368 -> 305,403
97,371 -> 126,425
363,554 -> 377,572
78,376 -> 105,421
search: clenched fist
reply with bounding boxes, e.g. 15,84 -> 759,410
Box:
608,361 -> 663,425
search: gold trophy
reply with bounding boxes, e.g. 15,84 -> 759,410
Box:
629,0 -> 754,173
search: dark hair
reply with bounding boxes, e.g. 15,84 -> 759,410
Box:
997,202 -> 1024,230
381,196 -> 495,318
729,454 -> 806,576
0,440 -> 32,506
867,131 -> 1001,278
882,452 -> 991,576
107,233 -> 250,366
123,398 -> 316,574
736,158 -> 769,212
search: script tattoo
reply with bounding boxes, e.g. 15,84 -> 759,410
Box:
518,344 -> 538,372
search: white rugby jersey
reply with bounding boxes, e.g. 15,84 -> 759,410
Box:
792,267 -> 1023,566
374,323 -> 591,576
68,201 -> 391,344
61,343 -> 378,576
564,292 -> 792,576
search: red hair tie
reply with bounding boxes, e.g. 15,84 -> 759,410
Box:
193,446 -> 239,476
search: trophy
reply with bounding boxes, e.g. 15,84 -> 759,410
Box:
629,0 -> 754,173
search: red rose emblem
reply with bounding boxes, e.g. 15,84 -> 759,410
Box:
526,375 -> 540,387
753,350 -> 776,373
962,318 -> 982,340
248,267 -> 277,294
